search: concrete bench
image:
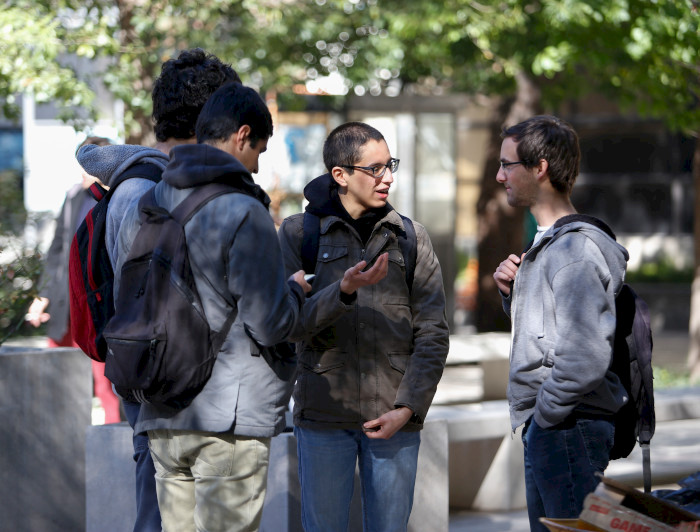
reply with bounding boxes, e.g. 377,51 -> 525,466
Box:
441,332 -> 510,402
427,401 -> 526,512
86,419 -> 449,532
427,387 -> 700,513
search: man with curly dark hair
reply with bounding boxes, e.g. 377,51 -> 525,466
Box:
78,48 -> 240,532
151,48 -> 241,146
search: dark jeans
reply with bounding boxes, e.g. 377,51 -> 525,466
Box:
522,415 -> 614,532
295,427 -> 420,532
123,400 -> 161,532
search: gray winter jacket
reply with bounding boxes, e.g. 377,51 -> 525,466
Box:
502,217 -> 629,431
115,144 -> 304,437
77,144 -> 169,269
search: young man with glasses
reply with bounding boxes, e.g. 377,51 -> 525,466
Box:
278,121 -> 449,532
493,115 -> 628,531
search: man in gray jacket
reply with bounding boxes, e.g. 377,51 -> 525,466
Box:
278,121 -> 449,532
493,115 -> 628,531
115,82 -> 310,531
77,48 -> 240,532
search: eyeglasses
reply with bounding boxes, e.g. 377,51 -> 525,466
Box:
500,160 -> 525,171
340,158 -> 400,178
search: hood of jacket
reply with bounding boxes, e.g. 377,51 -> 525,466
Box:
162,143 -> 271,208
303,172 -> 346,218
77,144 -> 169,187
535,214 -> 629,280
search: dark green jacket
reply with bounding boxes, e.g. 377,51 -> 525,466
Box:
278,174 -> 449,431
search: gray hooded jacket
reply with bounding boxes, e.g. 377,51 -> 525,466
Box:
502,216 -> 629,431
116,143 -> 304,437
77,144 -> 169,269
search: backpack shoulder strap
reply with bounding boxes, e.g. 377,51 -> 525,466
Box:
301,212 -> 321,275
398,214 -> 417,292
137,183 -> 238,347
87,181 -> 109,202
167,183 -> 237,225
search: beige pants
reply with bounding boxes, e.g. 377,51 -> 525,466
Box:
148,429 -> 271,532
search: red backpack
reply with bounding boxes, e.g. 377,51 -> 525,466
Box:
68,163 -> 162,362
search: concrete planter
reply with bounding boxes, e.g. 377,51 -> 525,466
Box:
0,345 -> 92,532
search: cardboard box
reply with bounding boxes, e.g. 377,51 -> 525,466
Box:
581,493 -> 676,532
540,477 -> 700,532
540,517 -> 605,532
595,476 -> 700,528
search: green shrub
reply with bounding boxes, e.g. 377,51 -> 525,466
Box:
625,256 -> 694,284
0,169 -> 45,345
653,366 -> 692,390
0,241 -> 44,344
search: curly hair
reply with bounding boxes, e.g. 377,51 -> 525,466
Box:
152,48 -> 241,142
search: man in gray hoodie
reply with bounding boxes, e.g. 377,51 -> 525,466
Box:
115,81 -> 310,532
77,48 -> 240,532
493,115 -> 628,531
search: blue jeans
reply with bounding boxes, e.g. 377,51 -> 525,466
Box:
294,427 -> 420,532
522,416 -> 614,532
123,400 -> 161,532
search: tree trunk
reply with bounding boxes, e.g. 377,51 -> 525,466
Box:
475,72 -> 541,332
688,134 -> 700,383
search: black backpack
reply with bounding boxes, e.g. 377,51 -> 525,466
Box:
609,282 -> 655,490
300,211 -> 417,291
69,163 -> 162,362
103,183 -> 236,409
550,215 -> 656,491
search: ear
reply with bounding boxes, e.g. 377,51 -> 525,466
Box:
331,166 -> 347,188
534,158 -> 549,182
234,124 -> 252,151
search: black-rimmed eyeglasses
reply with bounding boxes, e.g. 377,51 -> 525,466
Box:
341,158 -> 400,178
500,160 -> 525,171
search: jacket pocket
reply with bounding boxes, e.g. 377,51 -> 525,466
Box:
387,248 -> 407,269
300,348 -> 346,374
383,295 -> 410,306
317,244 -> 348,264
387,351 -> 410,374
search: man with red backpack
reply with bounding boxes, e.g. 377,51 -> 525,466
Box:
73,49 -> 240,532
27,136 -> 122,424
